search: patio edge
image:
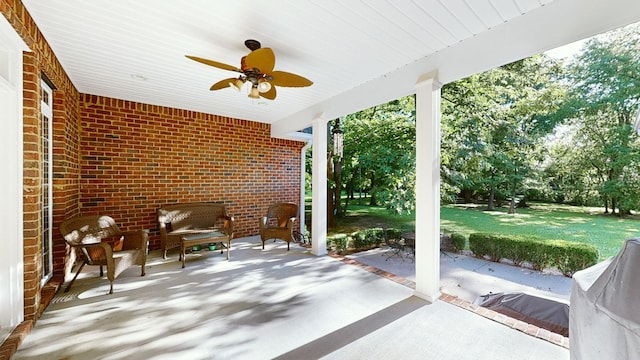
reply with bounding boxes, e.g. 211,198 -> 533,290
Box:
329,253 -> 570,350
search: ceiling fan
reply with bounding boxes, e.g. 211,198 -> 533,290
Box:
186,39 -> 313,100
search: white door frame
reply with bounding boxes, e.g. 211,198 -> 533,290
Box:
41,79 -> 54,286
0,16 -> 29,341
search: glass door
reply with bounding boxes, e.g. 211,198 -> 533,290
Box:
41,80 -> 53,285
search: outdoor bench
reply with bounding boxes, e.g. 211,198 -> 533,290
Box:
157,202 -> 234,268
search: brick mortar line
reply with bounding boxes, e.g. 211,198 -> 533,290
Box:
329,252 -> 570,350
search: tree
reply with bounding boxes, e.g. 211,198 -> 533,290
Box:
550,22 -> 640,215
441,55 -> 566,212
441,76 -> 498,204
543,125 -> 601,206
342,96 -> 416,214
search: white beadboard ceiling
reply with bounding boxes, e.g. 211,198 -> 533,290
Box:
21,0 -> 640,138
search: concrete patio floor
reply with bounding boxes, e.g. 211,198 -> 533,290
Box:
14,236 -> 569,360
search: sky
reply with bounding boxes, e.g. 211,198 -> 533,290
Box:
544,39 -> 587,60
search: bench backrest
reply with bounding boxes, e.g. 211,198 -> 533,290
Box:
157,202 -> 229,234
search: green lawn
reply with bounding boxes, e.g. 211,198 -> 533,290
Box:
440,204 -> 640,259
326,200 -> 640,259
330,203 -> 415,235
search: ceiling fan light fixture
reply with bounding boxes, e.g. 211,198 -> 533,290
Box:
186,39 -> 312,101
248,86 -> 260,99
257,79 -> 272,93
229,78 -> 244,91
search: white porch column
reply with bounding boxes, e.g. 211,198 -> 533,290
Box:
299,140 -> 312,237
311,114 -> 328,256
414,72 -> 442,302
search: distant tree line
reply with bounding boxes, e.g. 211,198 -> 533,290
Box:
315,22 -> 640,217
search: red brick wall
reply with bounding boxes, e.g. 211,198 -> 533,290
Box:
79,95 -> 304,250
52,89 -> 82,278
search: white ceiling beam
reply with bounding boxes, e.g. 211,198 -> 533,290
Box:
271,0 -> 640,138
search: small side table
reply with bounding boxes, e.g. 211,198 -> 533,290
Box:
180,232 -> 231,268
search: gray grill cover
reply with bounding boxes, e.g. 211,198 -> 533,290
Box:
473,292 -> 569,336
570,238 -> 640,360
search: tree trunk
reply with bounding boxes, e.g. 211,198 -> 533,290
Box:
368,173 -> 377,206
327,158 -> 334,226
488,186 -> 495,211
333,159 -> 342,218
462,189 -> 473,203
508,179 -> 517,214
348,182 -> 354,199
488,171 -> 496,210
344,192 -> 350,215
612,198 -> 617,215
517,197 -> 528,208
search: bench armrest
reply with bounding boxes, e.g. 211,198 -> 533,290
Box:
220,215 -> 234,237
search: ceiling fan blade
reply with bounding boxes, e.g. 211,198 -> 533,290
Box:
270,71 -> 313,87
185,55 -> 242,73
210,77 -> 237,91
243,48 -> 275,73
259,86 -> 277,100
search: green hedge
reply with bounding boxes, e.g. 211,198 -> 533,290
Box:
330,234 -> 349,253
352,227 -> 386,250
385,228 -> 403,242
330,228 -> 404,253
547,240 -> 600,277
449,232 -> 466,253
468,232 -> 598,276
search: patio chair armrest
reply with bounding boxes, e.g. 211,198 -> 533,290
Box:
286,217 -> 297,230
120,230 -> 149,251
259,216 -> 268,231
76,242 -> 114,269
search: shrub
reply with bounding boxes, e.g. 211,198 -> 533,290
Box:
351,231 -> 367,250
548,240 -> 599,277
330,227 -> 405,253
495,235 -> 530,267
352,228 -> 385,250
449,232 -> 466,253
331,234 -> 349,253
384,228 -> 403,243
469,233 -> 501,261
365,228 -> 386,246
468,232 -> 598,276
